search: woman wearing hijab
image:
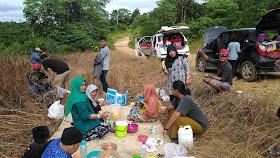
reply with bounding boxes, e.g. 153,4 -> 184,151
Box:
128,84 -> 161,123
65,77 -> 110,141
162,44 -> 191,102
85,84 -> 108,122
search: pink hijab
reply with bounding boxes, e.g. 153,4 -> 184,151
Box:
142,84 -> 159,123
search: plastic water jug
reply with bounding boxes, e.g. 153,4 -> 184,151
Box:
80,140 -> 87,158
178,125 -> 193,149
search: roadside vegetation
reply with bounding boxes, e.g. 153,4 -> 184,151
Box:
1,0 -> 280,157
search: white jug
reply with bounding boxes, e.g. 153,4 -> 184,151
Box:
178,125 -> 193,149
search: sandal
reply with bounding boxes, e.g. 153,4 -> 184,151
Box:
267,145 -> 280,157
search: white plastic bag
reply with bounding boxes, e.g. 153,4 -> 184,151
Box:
57,86 -> 71,99
164,143 -> 188,158
48,101 -> 64,119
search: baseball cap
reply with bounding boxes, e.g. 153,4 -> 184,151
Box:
220,49 -> 229,56
33,63 -> 41,71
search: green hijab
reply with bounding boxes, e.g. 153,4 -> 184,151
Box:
65,77 -> 88,117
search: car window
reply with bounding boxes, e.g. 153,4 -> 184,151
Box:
158,35 -> 162,42
220,33 -> 229,44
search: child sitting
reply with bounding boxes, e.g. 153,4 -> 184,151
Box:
28,63 -> 51,94
22,126 -> 51,158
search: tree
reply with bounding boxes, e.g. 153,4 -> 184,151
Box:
130,8 -> 140,23
23,0 -> 110,51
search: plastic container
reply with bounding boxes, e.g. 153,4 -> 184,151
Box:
178,125 -> 193,150
80,140 -> 87,158
109,104 -> 121,120
127,123 -> 138,133
141,142 -> 146,158
87,151 -> 101,158
138,135 -> 148,142
114,121 -> 128,137
110,122 -> 116,133
236,91 -> 242,97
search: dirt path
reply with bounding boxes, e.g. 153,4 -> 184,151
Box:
114,36 -> 135,56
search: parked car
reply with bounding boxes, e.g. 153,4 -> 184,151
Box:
196,8 -> 280,81
135,26 -> 190,58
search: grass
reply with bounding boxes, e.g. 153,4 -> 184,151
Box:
189,38 -> 204,54
1,36 -> 280,157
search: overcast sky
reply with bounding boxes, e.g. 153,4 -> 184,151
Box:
0,0 -> 203,22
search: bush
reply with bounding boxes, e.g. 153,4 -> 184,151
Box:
115,24 -> 128,31
59,45 -> 76,53
7,42 -> 22,54
35,38 -> 59,53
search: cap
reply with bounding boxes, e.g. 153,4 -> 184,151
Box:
220,49 -> 229,56
61,127 -> 83,145
33,63 -> 41,71
34,47 -> 42,52
81,140 -> 86,145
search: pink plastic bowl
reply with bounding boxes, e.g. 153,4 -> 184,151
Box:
127,124 -> 138,133
138,135 -> 148,142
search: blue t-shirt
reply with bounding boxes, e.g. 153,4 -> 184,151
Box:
227,42 -> 241,60
30,51 -> 41,65
41,138 -> 72,158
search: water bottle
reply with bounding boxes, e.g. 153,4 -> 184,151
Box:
141,142 -> 146,158
80,140 -> 87,158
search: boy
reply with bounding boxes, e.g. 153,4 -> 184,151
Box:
94,36 -> 110,94
41,127 -> 83,158
22,126 -> 50,158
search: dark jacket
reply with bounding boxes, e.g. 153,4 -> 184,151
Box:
94,54 -> 103,79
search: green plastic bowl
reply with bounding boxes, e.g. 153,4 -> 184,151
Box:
88,151 -> 101,157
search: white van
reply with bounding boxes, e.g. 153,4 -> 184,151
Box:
135,26 -> 190,58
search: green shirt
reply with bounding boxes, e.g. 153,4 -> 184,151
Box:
71,101 -> 101,134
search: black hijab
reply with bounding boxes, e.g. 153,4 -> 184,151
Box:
165,44 -> 179,69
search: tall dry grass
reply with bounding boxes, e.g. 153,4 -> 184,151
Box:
1,37 -> 280,157
0,55 -> 62,157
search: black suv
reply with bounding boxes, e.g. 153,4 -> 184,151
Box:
195,8 -> 280,81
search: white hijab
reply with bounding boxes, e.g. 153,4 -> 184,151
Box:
86,84 -> 98,107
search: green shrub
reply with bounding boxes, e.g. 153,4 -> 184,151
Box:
59,45 -> 76,53
35,38 -> 59,53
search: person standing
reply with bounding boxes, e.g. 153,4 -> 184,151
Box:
30,47 -> 43,65
94,36 -> 110,93
198,47 -> 232,97
40,54 -> 70,88
162,44 -> 191,102
227,41 -> 241,80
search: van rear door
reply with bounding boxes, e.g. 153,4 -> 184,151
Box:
135,36 -> 152,56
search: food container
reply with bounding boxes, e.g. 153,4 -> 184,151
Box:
114,121 -> 128,137
87,151 -> 101,158
109,104 -> 121,121
236,91 -> 242,97
138,135 -> 148,142
127,123 -> 138,133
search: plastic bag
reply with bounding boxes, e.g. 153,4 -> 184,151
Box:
164,143 -> 188,158
57,86 -> 71,99
48,101 -> 64,119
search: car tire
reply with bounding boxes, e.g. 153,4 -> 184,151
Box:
240,61 -> 258,82
196,57 -> 206,72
